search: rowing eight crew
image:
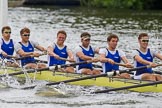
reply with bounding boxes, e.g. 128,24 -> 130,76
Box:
0,26 -> 162,81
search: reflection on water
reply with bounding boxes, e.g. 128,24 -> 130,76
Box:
0,6 -> 161,107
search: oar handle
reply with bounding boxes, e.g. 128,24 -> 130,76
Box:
114,62 -> 127,67
14,52 -> 47,60
57,60 -> 92,69
156,64 -> 162,67
114,62 -> 133,68
6,55 -> 17,58
59,57 -> 75,62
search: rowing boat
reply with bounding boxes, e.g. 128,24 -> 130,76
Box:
0,67 -> 162,93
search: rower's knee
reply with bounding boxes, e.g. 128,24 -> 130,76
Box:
92,70 -> 101,75
82,69 -> 93,75
142,74 -> 156,81
65,67 -> 75,73
155,75 -> 162,81
119,73 -> 131,79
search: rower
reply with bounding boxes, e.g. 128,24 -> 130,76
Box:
0,26 -> 18,67
133,33 -> 162,81
99,34 -> 133,79
14,27 -> 47,69
75,32 -> 101,75
47,30 -> 75,73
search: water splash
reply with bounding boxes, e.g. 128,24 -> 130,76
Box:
1,76 -> 20,88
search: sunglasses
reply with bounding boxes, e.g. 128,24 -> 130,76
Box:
4,32 -> 11,34
141,39 -> 149,43
22,34 -> 30,37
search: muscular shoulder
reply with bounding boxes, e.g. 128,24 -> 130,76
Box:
14,42 -> 22,52
99,48 -> 107,54
30,40 -> 39,47
75,45 -> 82,53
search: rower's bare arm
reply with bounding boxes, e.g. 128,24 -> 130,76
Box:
47,46 -> 60,59
1,51 -> 8,57
17,49 -> 33,57
121,56 -> 133,68
76,51 -> 93,61
94,47 -> 100,54
35,45 -> 47,52
155,53 -> 162,60
134,55 -> 156,67
99,53 -> 114,64
67,50 -> 75,62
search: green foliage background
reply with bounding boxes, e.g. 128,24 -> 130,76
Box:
80,0 -> 162,10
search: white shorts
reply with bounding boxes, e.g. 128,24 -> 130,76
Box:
134,74 -> 142,80
76,69 -> 84,74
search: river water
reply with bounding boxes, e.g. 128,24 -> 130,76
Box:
1,6 -> 162,108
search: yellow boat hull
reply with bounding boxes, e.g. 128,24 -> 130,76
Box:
0,69 -> 162,92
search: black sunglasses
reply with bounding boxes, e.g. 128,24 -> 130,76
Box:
22,34 -> 30,37
141,39 -> 149,43
4,32 -> 11,34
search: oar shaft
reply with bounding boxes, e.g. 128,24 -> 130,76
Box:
114,62 -> 127,67
93,80 -> 162,94
118,66 -> 149,74
46,74 -> 107,86
15,56 -> 31,60
23,73 -> 108,89
15,52 -> 47,60
59,57 -> 75,62
59,61 -> 91,68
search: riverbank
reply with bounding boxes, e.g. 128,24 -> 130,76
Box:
8,0 -> 80,7
23,0 -> 80,6
8,0 -> 24,7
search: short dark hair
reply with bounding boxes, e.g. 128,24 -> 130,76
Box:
20,27 -> 30,35
138,33 -> 148,40
1,26 -> 11,33
57,30 -> 67,38
80,32 -> 91,38
107,34 -> 119,42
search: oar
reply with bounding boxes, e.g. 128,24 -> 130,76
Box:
13,52 -> 47,60
93,80 -> 162,94
59,57 -> 75,62
6,55 -> 17,58
35,59 -> 47,63
35,57 -> 75,64
114,62 -> 133,68
23,65 -> 150,89
153,71 -> 162,75
0,60 -> 94,77
92,62 -> 132,69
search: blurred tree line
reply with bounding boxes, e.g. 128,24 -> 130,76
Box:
80,0 -> 162,10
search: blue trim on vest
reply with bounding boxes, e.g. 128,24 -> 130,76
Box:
49,44 -> 68,66
19,41 -> 35,66
0,39 -> 14,59
78,45 -> 94,70
105,48 -> 121,72
135,48 -> 153,75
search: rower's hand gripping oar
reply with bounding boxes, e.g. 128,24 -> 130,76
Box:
22,65 -> 151,89
59,57 -> 75,62
11,52 -> 47,61
114,62 -> 133,68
